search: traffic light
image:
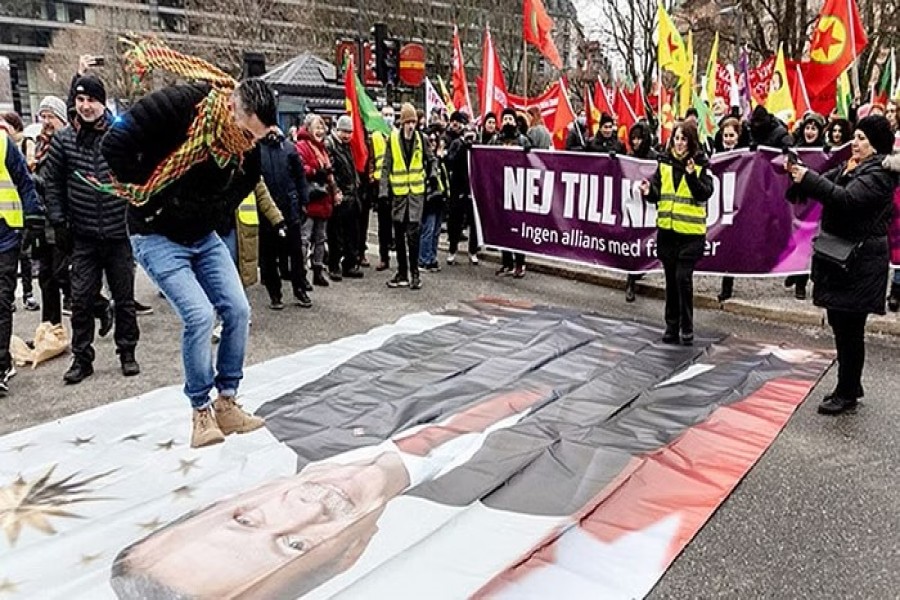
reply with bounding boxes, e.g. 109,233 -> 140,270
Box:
373,23 -> 399,86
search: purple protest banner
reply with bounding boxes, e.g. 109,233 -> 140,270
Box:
470,146 -> 864,275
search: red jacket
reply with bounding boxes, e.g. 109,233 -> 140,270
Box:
294,127 -> 335,219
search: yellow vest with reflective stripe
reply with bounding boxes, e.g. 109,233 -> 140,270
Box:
388,130 -> 425,196
372,131 -> 387,181
237,192 -> 259,226
0,132 -> 24,229
656,162 -> 706,235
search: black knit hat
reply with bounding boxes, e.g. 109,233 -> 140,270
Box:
854,115 -> 894,156
600,112 -> 615,126
73,75 -> 106,104
500,107 -> 518,121
484,111 -> 497,124
449,110 -> 469,124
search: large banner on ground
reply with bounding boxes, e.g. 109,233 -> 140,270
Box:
470,146 -> 900,274
0,302 -> 833,599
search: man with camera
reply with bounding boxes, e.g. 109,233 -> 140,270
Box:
444,111 -> 479,265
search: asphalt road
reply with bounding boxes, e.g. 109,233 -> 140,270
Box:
4,255 -> 898,599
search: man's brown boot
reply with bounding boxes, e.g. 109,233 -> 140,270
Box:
191,408 -> 225,448
213,396 -> 265,435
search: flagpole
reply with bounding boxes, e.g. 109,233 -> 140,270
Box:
523,39 -> 529,99
848,0 -> 861,99
560,78 -> 584,147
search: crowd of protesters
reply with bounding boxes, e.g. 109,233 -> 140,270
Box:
0,51 -> 898,425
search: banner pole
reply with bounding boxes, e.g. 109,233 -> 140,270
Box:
523,39 -> 529,99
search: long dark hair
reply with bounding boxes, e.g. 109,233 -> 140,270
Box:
671,121 -> 700,157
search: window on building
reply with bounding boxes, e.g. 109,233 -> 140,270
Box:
66,3 -> 86,23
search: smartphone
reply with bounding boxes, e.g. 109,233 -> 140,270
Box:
784,148 -> 802,167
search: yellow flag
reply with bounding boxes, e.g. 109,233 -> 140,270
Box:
680,29 -> 695,113
657,1 -> 688,78
764,44 -> 795,124
704,32 -> 719,103
437,74 -> 456,113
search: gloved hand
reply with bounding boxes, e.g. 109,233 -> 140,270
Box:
53,225 -> 72,255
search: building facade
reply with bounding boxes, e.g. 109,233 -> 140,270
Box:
1,0 -> 584,118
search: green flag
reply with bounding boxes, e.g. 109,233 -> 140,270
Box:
353,72 -> 391,135
836,70 -> 851,119
691,90 -> 717,142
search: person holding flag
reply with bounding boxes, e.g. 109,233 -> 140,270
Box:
379,103 -> 438,291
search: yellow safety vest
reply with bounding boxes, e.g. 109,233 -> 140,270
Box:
656,162 -> 706,236
237,192 -> 259,226
0,132 -> 24,229
388,130 -> 425,196
372,131 -> 387,181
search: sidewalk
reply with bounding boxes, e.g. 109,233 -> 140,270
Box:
402,226 -> 900,335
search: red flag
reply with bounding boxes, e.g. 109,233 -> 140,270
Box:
343,56 -> 368,172
789,64 -> 812,121
584,85 -> 598,135
593,80 -> 615,118
523,0 -> 563,70
552,80 -> 576,149
451,25 -> 473,116
629,84 -> 647,120
613,86 -> 637,142
480,26 -> 508,119
805,0 -> 867,97
659,86 -> 676,146
506,81 -> 563,130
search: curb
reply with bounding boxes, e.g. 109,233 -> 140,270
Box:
369,231 -> 900,337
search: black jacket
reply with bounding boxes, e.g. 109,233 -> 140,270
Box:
749,114 -> 794,149
43,113 -> 128,240
645,152 -> 715,212
101,83 -> 261,245
586,133 -> 626,155
791,155 -> 898,314
258,130 -> 308,224
489,130 -> 531,149
324,134 -> 358,198
564,123 -> 588,151
444,136 -> 472,196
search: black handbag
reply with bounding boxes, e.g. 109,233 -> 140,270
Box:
812,231 -> 860,272
812,202 -> 891,272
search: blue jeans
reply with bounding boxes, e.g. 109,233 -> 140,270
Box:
131,232 -> 250,409
419,208 -> 442,266
221,228 -> 238,264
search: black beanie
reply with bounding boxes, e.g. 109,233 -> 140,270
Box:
600,112 -> 615,126
449,110 -> 469,124
854,115 -> 895,156
73,75 -> 107,105
484,111 -> 497,124
500,107 -> 517,121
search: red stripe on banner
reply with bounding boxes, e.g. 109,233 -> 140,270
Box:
474,377 -> 816,597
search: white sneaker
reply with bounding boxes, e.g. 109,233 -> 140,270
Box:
447,253 -> 456,265
469,254 -> 479,265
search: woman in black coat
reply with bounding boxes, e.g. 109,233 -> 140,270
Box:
787,115 -> 900,415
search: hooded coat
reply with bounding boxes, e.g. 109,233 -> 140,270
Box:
790,155 -> 900,314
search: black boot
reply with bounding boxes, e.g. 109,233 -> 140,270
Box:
889,282 -> 900,313
717,277 -> 734,303
64,360 -> 94,385
120,351 -> 140,377
624,277 -> 636,303
312,267 -> 329,287
817,394 -> 858,415
294,288 -> 312,308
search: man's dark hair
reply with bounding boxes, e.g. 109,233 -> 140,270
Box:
685,107 -> 699,119
236,77 -> 277,127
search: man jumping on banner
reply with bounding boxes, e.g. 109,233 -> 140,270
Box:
99,39 -> 272,448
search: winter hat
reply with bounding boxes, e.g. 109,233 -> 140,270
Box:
484,111 -> 497,124
599,112 -> 615,126
38,95 -> 68,123
73,75 -> 106,104
449,110 -> 469,124
336,115 -> 354,132
500,107 -> 518,121
399,103 -> 417,124
801,111 -> 826,130
854,115 -> 895,155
